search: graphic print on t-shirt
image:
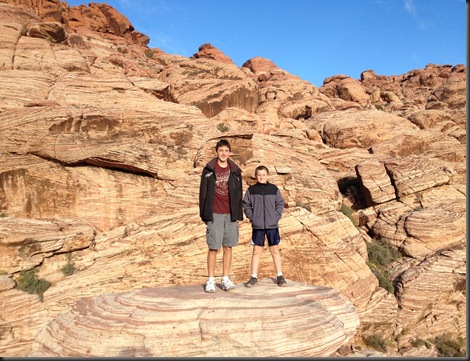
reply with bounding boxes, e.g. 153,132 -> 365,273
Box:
214,162 -> 230,214
216,169 -> 229,195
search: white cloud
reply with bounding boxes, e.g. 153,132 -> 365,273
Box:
404,0 -> 416,16
403,0 -> 428,30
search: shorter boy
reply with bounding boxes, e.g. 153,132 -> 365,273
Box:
242,165 -> 286,287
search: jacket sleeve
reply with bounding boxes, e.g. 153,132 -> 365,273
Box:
237,173 -> 244,221
199,169 -> 207,220
275,189 -> 284,220
242,189 -> 253,220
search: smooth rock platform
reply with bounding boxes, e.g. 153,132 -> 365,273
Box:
30,279 -> 360,357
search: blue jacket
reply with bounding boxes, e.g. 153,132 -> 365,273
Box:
243,182 -> 284,229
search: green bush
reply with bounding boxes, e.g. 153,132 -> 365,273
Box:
410,338 -> 432,349
61,263 -> 75,276
366,238 -> 401,293
367,238 -> 401,267
16,269 -> 51,302
434,333 -> 465,357
370,267 -> 394,293
145,49 -> 153,59
340,203 -> 358,227
217,123 -> 230,132
364,333 -> 388,353
18,238 -> 40,255
61,253 -> 76,276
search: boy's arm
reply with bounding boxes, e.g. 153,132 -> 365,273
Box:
275,189 -> 284,218
242,189 -> 253,220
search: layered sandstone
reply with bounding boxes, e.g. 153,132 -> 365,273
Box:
0,0 -> 466,357
30,279 -> 360,357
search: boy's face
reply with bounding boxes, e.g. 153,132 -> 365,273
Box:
216,145 -> 230,162
256,169 -> 268,184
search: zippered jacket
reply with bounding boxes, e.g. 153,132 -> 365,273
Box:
199,158 -> 243,222
243,182 -> 284,229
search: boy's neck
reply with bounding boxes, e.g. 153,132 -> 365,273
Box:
217,159 -> 228,167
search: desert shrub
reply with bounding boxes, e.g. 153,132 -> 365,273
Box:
364,333 -> 388,353
370,267 -> 394,293
18,238 -> 40,255
367,238 -> 401,266
61,253 -> 76,276
216,123 -> 230,132
16,268 -> 51,302
366,238 -> 401,293
453,277 -> 466,294
410,338 -> 432,349
145,49 -> 153,59
434,333 -> 465,357
340,203 -> 358,227
295,200 -> 311,212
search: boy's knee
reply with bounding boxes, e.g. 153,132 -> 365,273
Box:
270,246 -> 280,255
252,246 -> 263,255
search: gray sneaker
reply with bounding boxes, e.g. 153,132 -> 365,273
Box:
245,276 -> 258,287
221,277 -> 235,291
276,275 -> 287,287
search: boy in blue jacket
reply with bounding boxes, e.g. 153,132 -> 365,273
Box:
242,165 -> 286,287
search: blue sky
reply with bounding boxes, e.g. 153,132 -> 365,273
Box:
66,0 -> 465,86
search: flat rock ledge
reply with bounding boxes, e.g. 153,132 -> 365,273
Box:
30,279 -> 359,357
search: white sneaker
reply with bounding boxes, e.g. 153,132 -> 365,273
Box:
221,277 -> 235,291
205,279 -> 216,293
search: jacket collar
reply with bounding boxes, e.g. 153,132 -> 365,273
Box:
207,157 -> 240,172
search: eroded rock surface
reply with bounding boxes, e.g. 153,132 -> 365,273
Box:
30,279 -> 359,357
0,0 -> 466,357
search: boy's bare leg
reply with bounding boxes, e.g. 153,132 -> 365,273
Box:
251,245 -> 263,275
207,249 -> 218,278
269,245 -> 282,274
222,246 -> 232,277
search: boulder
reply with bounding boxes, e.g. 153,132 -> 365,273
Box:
30,279 -> 360,357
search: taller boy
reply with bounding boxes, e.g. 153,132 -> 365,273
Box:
199,139 -> 243,292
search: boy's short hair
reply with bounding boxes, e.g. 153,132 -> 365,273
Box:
215,139 -> 231,151
255,165 -> 269,175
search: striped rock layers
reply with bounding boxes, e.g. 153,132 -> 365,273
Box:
30,279 -> 359,357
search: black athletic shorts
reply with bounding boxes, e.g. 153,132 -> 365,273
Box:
251,228 -> 280,247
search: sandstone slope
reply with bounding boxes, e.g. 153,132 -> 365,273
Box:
0,0 -> 466,357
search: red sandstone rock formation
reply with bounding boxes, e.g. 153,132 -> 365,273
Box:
2,0 -> 149,45
0,0 -> 466,357
192,42 -> 235,64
